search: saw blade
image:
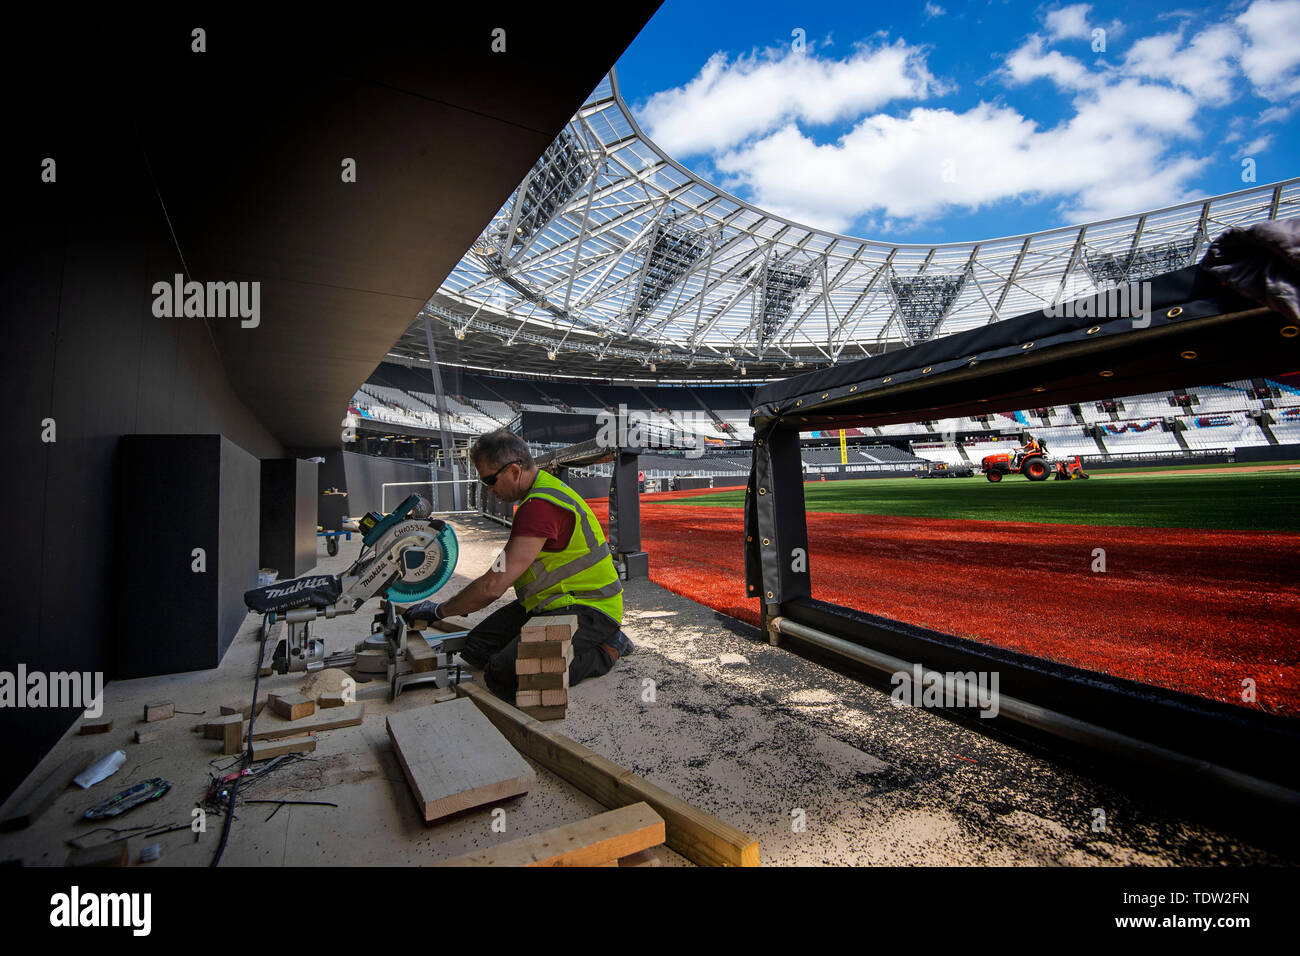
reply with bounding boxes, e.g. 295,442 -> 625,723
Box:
386,523 -> 458,604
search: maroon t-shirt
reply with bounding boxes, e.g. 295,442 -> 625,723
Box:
510,497 -> 575,552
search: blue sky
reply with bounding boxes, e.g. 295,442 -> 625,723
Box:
615,0 -> 1299,244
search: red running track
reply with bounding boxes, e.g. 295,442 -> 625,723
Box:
586,490 -> 1300,715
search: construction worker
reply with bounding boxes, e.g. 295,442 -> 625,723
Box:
403,429 -> 633,701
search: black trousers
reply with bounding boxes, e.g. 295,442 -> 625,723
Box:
460,600 -> 620,701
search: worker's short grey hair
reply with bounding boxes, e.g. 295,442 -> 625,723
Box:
470,429 -> 534,472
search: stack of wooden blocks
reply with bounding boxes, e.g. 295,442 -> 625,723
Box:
513,614 -> 577,720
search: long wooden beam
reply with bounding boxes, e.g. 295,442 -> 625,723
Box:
456,682 -> 759,867
434,802 -> 664,867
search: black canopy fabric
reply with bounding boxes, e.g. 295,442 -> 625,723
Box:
743,223 -> 1300,611
749,226 -> 1300,437
1201,218 -> 1300,325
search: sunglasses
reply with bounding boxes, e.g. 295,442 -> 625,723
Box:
479,459 -> 523,487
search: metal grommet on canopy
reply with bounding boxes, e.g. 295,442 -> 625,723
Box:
1167,307 -> 1183,317
1021,342 -> 1034,350
1281,325 -> 1299,338
1085,326 -> 1100,334
1099,370 -> 1114,377
1181,350 -> 1198,360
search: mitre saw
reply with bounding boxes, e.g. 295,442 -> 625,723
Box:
244,494 -> 467,696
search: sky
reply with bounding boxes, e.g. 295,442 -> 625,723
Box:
614,0 -> 1299,244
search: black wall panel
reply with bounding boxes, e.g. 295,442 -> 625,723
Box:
116,436 -> 260,679
260,458 -> 320,578
0,141 -> 282,804
342,451 -> 434,516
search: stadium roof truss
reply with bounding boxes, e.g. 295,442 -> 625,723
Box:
415,70 -> 1299,377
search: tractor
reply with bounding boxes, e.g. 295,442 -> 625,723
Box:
981,451 -> 1090,482
981,451 -> 1050,482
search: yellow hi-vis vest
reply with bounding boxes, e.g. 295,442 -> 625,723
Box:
511,470 -> 624,624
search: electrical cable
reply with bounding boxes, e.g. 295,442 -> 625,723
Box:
210,613 -> 271,866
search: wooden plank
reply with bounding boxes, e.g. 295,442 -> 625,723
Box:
143,701 -> 174,722
250,704 -> 364,741
251,735 -> 316,760
520,614 -> 578,644
517,672 -> 568,691
318,692 -> 346,709
515,657 -> 541,675
258,636 -> 279,677
268,693 -> 315,721
619,847 -> 663,867
220,700 -> 265,719
543,615 -> 579,642
386,699 -> 536,823
519,704 -> 567,721
515,690 -> 542,708
434,803 -> 664,867
405,635 -> 436,673
456,682 -> 760,867
79,719 -> 112,734
205,713 -> 243,740
222,716 -> 244,756
67,839 -> 129,867
517,641 -> 572,659
0,750 -> 94,832
540,689 -> 568,707
540,645 -> 574,674
134,730 -> 160,744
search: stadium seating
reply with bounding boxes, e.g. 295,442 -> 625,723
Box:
354,364 -> 1298,480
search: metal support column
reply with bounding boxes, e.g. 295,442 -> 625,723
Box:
745,424 -> 810,640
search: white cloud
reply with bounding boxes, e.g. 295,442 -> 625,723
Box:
1239,134 -> 1275,156
634,0 -> 1292,235
1236,0 -> 1300,100
925,2 -> 946,18
1003,35 -> 1100,90
713,79 -> 1205,232
1044,4 -> 1094,41
638,40 -> 944,157
1124,24 -> 1241,103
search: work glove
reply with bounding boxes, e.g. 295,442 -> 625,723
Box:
403,600 -> 444,626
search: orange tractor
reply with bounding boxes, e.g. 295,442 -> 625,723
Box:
981,451 -> 1089,482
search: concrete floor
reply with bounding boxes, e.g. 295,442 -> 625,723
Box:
0,515 -> 1286,866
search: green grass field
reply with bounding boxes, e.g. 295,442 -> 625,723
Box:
671,467 -> 1300,532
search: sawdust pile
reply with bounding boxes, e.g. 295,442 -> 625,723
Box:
298,667 -> 352,699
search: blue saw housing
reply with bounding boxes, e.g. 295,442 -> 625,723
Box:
385,521 -> 458,605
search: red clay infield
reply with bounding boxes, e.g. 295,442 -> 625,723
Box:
587,487 -> 1300,716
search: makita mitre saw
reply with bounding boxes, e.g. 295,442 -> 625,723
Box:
244,494 -> 459,679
